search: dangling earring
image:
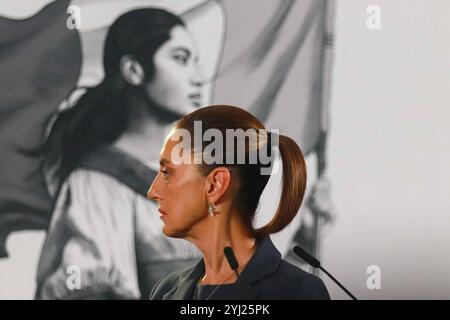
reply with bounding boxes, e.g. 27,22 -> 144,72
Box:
208,203 -> 216,216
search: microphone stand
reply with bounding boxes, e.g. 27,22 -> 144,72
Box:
293,245 -> 358,300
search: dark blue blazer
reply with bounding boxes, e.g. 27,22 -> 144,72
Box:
150,236 -> 330,300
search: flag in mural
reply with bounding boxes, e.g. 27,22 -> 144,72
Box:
0,0 -> 81,257
210,0 -> 333,155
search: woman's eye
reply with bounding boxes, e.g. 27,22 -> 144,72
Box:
173,55 -> 188,65
160,168 -> 169,177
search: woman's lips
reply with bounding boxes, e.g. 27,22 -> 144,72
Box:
158,208 -> 167,217
189,93 -> 202,107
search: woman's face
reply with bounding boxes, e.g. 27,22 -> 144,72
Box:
147,134 -> 207,238
144,25 -> 203,117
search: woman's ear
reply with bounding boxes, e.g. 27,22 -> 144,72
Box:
120,54 -> 144,86
205,167 -> 232,203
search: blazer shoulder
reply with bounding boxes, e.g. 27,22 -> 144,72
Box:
268,260 -> 330,300
149,262 -> 199,300
149,271 -> 179,300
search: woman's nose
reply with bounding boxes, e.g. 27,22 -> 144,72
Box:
147,181 -> 159,201
190,77 -> 202,87
190,63 -> 204,87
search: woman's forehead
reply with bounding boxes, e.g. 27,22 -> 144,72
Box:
165,25 -> 196,53
160,138 -> 185,164
160,139 -> 174,160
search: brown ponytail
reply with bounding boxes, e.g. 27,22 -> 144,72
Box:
255,135 -> 307,237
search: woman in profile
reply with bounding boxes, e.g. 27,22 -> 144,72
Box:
148,105 -> 330,300
36,8 -> 204,299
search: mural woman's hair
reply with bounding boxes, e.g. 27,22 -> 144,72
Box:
44,8 -> 185,192
175,105 -> 307,239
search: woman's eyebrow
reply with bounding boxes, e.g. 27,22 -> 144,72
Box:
159,158 -> 172,166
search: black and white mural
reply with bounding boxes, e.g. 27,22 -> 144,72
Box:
0,0 -> 335,299
0,0 -> 450,299
6,0 -> 447,300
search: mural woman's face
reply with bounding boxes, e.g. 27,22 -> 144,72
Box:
145,25 -> 203,117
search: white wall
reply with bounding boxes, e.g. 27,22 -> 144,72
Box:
321,0 -> 450,299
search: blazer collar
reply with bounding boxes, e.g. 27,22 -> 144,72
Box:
164,236 -> 282,300
166,259 -> 204,300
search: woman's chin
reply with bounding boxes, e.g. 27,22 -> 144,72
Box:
162,225 -> 184,238
162,225 -> 172,236
182,102 -> 201,113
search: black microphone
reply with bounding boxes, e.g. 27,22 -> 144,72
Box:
224,246 -> 240,278
223,246 -> 256,300
293,245 -> 358,300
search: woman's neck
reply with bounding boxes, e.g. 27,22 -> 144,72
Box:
113,89 -> 177,170
187,211 -> 257,285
